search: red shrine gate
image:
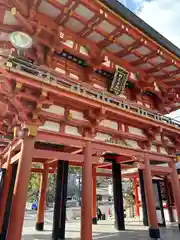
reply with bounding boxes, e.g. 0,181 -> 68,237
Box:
0,0 -> 180,240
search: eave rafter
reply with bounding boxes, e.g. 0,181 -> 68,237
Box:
132,51 -> 160,66
0,0 -> 179,113
0,23 -> 21,33
9,0 -> 29,17
1,2 -> 148,79
0,0 -> 178,88
117,39 -> 143,58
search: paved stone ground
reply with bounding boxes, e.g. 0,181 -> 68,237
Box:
22,210 -> 180,239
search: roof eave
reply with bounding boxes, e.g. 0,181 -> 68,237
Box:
101,0 -> 180,58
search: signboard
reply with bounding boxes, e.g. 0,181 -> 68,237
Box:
110,67 -> 129,95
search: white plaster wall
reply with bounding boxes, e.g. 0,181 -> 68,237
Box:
63,40 -> 74,48
160,147 -> 168,154
55,67 -> 66,75
100,119 -> 118,130
39,121 -> 60,132
42,105 -> 65,115
144,103 -> 150,108
69,73 -> 79,80
137,101 -> 143,105
79,45 -> 89,55
65,125 -> 82,136
151,145 -> 157,152
94,132 -> 111,141
155,135 -> 161,141
109,139 -> 128,147
70,110 -> 87,121
126,140 -> 140,149
128,126 -> 145,137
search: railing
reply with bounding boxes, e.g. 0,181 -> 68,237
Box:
5,57 -> 180,129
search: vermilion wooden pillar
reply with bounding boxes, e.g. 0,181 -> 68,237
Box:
0,150 -> 12,236
36,163 -> 49,231
134,176 -> 140,217
81,141 -> 92,240
6,136 -> 35,240
92,166 -> 97,224
143,153 -> 160,239
168,160 -> 180,230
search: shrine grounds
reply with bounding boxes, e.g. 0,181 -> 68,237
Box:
22,208 -> 180,240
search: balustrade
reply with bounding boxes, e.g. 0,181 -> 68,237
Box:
4,57 -> 180,129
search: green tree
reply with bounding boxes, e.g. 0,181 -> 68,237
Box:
46,173 -> 56,206
27,166 -> 83,205
28,172 -> 41,203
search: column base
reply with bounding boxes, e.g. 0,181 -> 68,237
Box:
149,227 -> 160,239
158,223 -> 166,227
92,217 -> 97,225
35,222 -> 44,231
52,232 -> 65,240
114,221 -> 125,231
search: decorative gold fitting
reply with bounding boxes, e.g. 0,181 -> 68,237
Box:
16,82 -> 22,89
11,7 -> 17,16
68,112 -> 73,120
27,125 -> 37,137
64,7 -> 69,14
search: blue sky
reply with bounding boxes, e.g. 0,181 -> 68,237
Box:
119,0 -> 152,12
119,0 -> 180,118
118,0 -> 180,48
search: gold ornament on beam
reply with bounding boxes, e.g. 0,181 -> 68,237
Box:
27,124 -> 37,137
176,155 -> 180,162
68,112 -> 73,121
16,82 -> 22,90
11,7 -> 17,16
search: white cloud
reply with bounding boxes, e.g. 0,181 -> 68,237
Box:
136,0 -> 180,119
137,0 -> 180,48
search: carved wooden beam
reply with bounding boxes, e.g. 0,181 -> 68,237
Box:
0,24 -> 21,33
10,0 -> 29,17
11,8 -> 34,33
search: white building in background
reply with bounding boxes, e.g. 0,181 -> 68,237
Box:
68,173 -> 77,186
